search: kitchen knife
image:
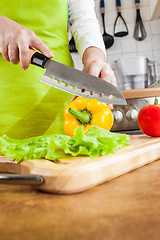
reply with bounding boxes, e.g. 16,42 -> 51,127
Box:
0,48 -> 126,105
30,50 -> 126,105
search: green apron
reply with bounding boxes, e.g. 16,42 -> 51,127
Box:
0,0 -> 74,139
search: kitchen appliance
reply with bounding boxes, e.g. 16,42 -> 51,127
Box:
115,56 -> 158,90
111,88 -> 160,132
1,134 -> 160,194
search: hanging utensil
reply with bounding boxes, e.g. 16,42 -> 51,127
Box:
69,35 -> 77,52
133,0 -> 147,41
114,0 -> 129,37
100,0 -> 114,49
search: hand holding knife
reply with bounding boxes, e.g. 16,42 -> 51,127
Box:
0,48 -> 126,106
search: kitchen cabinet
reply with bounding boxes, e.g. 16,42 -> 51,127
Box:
151,0 -> 160,20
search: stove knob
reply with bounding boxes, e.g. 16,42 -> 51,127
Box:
126,109 -> 138,121
112,110 -> 123,123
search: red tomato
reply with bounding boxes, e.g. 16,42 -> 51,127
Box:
138,102 -> 160,136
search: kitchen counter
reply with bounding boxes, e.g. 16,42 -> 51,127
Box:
0,160 -> 160,240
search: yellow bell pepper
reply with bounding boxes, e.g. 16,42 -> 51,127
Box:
64,97 -> 113,137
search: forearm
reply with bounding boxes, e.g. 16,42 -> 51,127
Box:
69,0 -> 106,59
69,0 -> 116,86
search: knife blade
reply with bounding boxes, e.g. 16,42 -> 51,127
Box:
0,48 -> 126,105
30,51 -> 126,105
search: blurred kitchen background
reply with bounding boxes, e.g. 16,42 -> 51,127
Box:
70,0 -> 160,83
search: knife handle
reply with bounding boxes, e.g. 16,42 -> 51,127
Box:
0,48 -> 49,69
29,49 -> 49,68
0,173 -> 44,185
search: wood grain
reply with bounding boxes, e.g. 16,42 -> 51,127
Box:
0,134 -> 160,194
0,160 -> 160,240
121,87 -> 160,99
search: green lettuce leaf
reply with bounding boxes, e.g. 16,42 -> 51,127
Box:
0,126 -> 130,162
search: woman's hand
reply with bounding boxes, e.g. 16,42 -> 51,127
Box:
83,59 -> 117,86
82,47 -> 117,86
0,16 -> 53,70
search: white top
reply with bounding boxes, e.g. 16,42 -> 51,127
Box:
68,0 -> 106,59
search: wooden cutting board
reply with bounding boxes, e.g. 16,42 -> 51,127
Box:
0,134 -> 160,194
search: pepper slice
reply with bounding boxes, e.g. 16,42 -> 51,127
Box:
64,97 -> 113,137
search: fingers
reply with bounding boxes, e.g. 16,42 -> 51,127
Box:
8,43 -> 19,65
1,44 -> 9,62
31,34 -> 54,59
83,60 -> 117,86
100,64 -> 117,86
18,41 -> 30,70
18,31 -> 54,70
83,60 -> 100,77
7,31 -> 20,64
0,18 -> 53,70
0,34 -> 9,61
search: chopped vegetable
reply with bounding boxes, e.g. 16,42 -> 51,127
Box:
64,96 -> 114,137
0,126 -> 130,162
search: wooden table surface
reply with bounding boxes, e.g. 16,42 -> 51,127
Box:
0,160 -> 160,240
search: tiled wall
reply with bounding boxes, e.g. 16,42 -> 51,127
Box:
71,0 -> 160,79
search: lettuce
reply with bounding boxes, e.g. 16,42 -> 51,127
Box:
0,126 -> 130,162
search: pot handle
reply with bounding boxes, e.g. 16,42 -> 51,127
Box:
0,173 -> 44,185
147,60 -> 159,88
